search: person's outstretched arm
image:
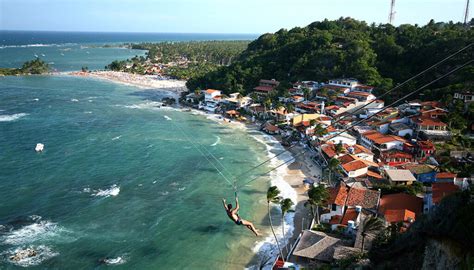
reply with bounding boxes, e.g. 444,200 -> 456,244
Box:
222,198 -> 228,210
234,196 -> 240,212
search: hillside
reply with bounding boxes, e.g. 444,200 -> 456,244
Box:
369,189 -> 474,269
186,18 -> 473,102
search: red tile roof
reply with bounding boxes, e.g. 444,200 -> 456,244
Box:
366,170 -> 383,179
384,209 -> 416,223
338,154 -> 356,165
206,89 -> 220,94
379,193 -> 423,216
254,86 -> 275,92
346,187 -> 380,209
342,160 -> 368,172
432,183 -> 460,204
328,184 -> 348,206
436,172 -> 457,179
348,91 -> 372,97
341,208 -> 359,225
412,116 -> 447,127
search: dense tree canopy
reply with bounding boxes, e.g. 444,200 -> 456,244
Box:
0,58 -> 50,75
187,18 -> 473,101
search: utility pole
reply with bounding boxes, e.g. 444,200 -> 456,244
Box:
464,0 -> 471,25
389,0 -> 396,24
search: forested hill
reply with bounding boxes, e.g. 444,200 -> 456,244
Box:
186,18 -> 473,101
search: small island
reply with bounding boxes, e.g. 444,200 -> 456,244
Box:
0,58 -> 50,76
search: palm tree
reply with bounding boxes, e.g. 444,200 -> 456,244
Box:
302,87 -> 311,101
360,216 -> 385,252
314,123 -> 328,137
267,186 -> 285,263
285,103 -> 295,113
335,141 -> 344,154
327,158 -> 341,186
305,185 -> 329,225
279,198 -> 294,253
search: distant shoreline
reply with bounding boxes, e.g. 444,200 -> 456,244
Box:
68,71 -> 188,93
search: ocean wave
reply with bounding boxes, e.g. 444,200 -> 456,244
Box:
0,113 -> 29,122
249,131 -> 297,269
3,245 -> 59,267
104,256 -> 127,265
111,135 -> 122,141
1,219 -> 63,246
122,101 -> 163,110
164,115 -> 172,121
70,98 -> 79,102
93,185 -> 120,197
210,135 -> 221,146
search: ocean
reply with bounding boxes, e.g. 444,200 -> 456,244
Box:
0,32 -> 294,269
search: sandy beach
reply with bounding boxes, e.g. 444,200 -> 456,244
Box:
69,71 -> 188,93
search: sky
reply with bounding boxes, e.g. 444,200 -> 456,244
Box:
0,0 -> 471,34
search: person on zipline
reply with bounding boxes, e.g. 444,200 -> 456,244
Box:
222,195 -> 261,236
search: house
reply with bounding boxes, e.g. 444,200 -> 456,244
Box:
295,101 -> 321,114
338,155 -> 379,178
253,79 -> 279,97
353,84 -> 374,93
402,163 -> 436,183
384,169 -> 416,185
378,193 -> 423,229
327,78 -> 359,89
410,116 -> 451,141
346,91 -> 376,102
435,172 -> 457,183
292,95 -> 305,103
224,92 -> 252,109
359,100 -> 384,119
346,144 -> 374,162
204,89 -> 221,102
454,91 -> 474,103
262,122 -> 280,135
424,182 -> 460,211
359,130 -> 405,154
322,132 -> 357,146
321,183 -> 380,224
291,230 -> 357,265
432,183 -> 460,205
380,150 -> 414,166
420,107 -> 448,119
389,122 -> 413,138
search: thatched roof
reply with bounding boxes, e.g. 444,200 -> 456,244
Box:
292,230 -> 340,262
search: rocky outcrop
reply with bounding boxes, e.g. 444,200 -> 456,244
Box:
422,239 -> 464,270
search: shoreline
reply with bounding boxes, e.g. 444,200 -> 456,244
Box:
188,109 -> 322,268
68,71 -> 188,93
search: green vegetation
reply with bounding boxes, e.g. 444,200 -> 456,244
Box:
0,58 -> 50,75
106,41 -> 249,79
187,18 -> 473,99
373,182 -> 424,196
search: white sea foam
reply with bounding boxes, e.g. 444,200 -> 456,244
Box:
248,132 -> 297,269
1,221 -> 59,245
104,256 -> 126,265
70,98 -> 79,102
111,135 -> 122,141
164,115 -> 172,121
160,191 -> 169,196
93,185 -> 120,197
4,245 -> 59,267
210,135 -> 221,146
178,187 -> 186,191
122,101 -> 163,110
33,98 -> 39,102
84,111 -> 93,114
0,113 -> 28,122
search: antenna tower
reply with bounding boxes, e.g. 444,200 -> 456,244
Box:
389,0 -> 396,24
464,0 -> 471,25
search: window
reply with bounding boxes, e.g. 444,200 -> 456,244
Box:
332,204 -> 337,211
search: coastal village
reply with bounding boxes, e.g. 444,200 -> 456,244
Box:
180,77 -> 473,269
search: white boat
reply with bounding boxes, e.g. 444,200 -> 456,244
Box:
35,143 -> 44,152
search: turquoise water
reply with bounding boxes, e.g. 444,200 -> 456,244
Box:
0,75 -> 277,269
0,44 -> 147,72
